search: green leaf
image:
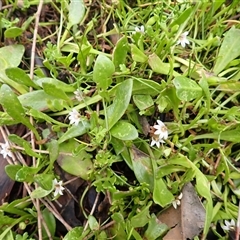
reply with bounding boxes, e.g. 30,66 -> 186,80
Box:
106,79 -> 133,129
0,84 -> 39,138
5,165 -> 22,180
5,67 -> 39,88
144,214 -> 168,240
153,177 -> 174,207
19,90 -> 56,112
34,174 -> 53,191
131,202 -> 152,228
68,0 -> 85,26
8,134 -> 42,158
28,108 -> 67,126
148,53 -> 180,76
133,95 -> 154,111
31,187 -> 52,198
0,45 -> 24,68
42,82 -> 71,103
130,147 -> 154,190
110,121 -> 138,140
93,54 -> 115,90
0,111 -> 19,125
4,27 -> 23,38
63,227 -> 85,240
57,141 -> 93,180
58,120 -> 90,144
132,78 -> 162,96
35,77 -> 75,92
170,7 -> 193,27
130,44 -> 148,62
15,166 -> 40,182
42,208 -> 56,238
113,36 -> 129,70
214,27 -> 240,74
173,76 -> 203,101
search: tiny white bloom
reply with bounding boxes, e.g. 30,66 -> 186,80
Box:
150,136 -> 165,148
134,25 -> 145,34
74,89 -> 84,101
68,108 -> 81,126
176,31 -> 190,48
52,178 -> 65,197
0,143 -> 13,158
222,219 -> 235,231
172,192 -> 183,209
153,120 -> 168,141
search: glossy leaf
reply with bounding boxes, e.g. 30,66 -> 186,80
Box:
214,27 -> 240,74
110,121 -> 138,140
93,54 -> 115,90
106,79 -> 133,129
173,76 -> 202,101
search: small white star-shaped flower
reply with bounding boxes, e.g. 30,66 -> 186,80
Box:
150,136 -> 165,148
172,192 -> 183,209
134,25 -> 145,34
153,120 -> 168,141
176,31 -> 190,48
74,89 -> 84,101
68,108 -> 81,126
52,178 -> 65,197
222,219 -> 235,231
0,143 -> 13,158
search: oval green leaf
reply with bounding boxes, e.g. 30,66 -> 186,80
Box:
110,121 -> 138,140
173,76 -> 202,101
93,54 -> 115,90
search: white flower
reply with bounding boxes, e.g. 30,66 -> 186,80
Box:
74,89 -> 84,101
52,178 -> 65,197
68,108 -> 81,126
176,31 -> 190,48
150,136 -> 165,148
172,192 -> 183,209
134,25 -> 145,34
222,219 -> 235,231
0,143 -> 13,158
153,120 -> 168,141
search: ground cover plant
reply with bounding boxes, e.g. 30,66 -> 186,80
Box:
0,0 -> 240,239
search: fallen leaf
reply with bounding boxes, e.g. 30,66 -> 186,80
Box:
158,182 -> 206,240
